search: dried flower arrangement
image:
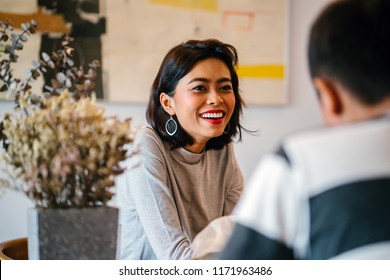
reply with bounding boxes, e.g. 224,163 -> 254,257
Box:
0,20 -> 133,208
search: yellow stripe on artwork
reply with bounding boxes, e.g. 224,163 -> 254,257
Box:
237,64 -> 285,79
149,0 -> 218,12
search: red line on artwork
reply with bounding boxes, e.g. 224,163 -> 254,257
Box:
222,10 -> 255,31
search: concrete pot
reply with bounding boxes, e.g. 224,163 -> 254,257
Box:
27,206 -> 118,260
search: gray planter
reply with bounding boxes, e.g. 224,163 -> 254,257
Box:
27,206 -> 118,260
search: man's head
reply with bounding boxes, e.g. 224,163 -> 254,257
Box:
308,0 -> 390,125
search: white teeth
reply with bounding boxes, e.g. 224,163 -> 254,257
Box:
201,112 -> 223,119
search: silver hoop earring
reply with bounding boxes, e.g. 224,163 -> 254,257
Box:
224,122 -> 230,134
165,115 -> 177,136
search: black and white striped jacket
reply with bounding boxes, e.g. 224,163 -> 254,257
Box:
220,115 -> 390,259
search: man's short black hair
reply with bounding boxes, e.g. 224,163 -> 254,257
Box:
308,0 -> 390,105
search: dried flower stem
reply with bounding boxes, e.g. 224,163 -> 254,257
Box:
0,21 -> 134,208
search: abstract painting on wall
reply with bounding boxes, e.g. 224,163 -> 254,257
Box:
1,0 -> 288,105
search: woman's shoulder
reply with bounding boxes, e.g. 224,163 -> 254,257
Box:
133,125 -> 169,154
122,126 -> 168,168
134,126 -> 161,143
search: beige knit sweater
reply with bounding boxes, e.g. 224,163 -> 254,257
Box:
116,126 -> 243,259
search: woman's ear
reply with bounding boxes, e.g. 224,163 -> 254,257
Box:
313,77 -> 344,126
160,93 -> 176,115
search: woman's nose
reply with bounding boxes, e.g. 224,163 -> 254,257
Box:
207,90 -> 223,105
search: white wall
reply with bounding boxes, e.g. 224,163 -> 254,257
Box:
0,0 -> 329,243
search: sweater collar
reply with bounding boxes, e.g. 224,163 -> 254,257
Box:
171,147 -> 205,164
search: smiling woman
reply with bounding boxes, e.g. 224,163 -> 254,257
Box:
116,39 -> 246,260
160,58 -> 236,153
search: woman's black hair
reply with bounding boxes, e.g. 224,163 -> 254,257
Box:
146,38 -> 245,150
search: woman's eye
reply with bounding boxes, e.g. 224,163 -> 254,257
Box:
192,85 -> 206,91
221,85 -> 232,91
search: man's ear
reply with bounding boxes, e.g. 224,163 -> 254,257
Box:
313,77 -> 344,126
160,92 -> 176,115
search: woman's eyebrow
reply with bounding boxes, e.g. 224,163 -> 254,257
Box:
187,77 -> 209,84
187,77 -> 232,84
217,77 -> 232,83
